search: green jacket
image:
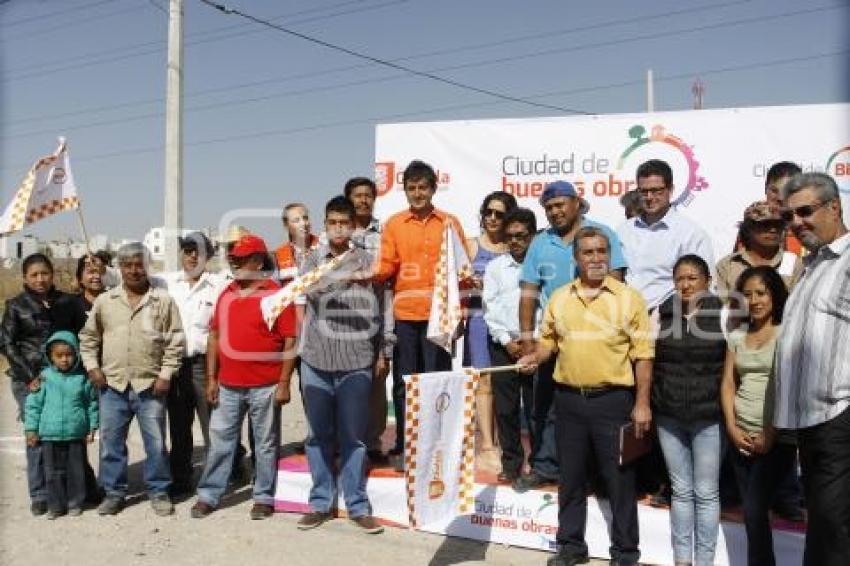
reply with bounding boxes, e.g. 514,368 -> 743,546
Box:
24,331 -> 98,441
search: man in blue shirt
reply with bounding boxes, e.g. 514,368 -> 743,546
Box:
515,181 -> 627,491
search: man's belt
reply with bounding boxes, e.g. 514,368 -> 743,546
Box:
558,383 -> 633,397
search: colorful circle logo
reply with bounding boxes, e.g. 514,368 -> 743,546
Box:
617,124 -> 708,207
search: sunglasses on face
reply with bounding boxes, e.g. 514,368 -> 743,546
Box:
504,231 -> 530,241
483,208 -> 505,219
779,201 -> 829,223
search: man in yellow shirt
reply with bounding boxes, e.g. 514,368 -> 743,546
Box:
519,226 -> 653,566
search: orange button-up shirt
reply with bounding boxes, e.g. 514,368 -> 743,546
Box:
274,234 -> 319,284
375,207 -> 467,321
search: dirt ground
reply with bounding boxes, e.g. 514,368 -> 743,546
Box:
0,366 -> 611,566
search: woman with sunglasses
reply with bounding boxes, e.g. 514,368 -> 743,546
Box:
716,201 -> 803,300
465,191 -> 517,470
720,266 -> 793,566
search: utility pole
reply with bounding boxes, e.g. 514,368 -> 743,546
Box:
692,77 -> 705,110
163,0 -> 183,271
646,69 -> 655,113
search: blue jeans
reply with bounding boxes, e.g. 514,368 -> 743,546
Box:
99,386 -> 171,498
12,380 -> 47,503
301,363 -> 372,517
530,358 -> 559,480
196,384 -> 279,507
656,416 -> 722,566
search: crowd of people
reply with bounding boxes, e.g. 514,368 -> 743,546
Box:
1,157 -> 848,566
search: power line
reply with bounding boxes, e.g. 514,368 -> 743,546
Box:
6,1 -> 845,133
146,0 -> 168,16
5,0 -> 842,119
1,0 -> 410,81
2,48 -> 844,171
199,0 -> 590,115
0,0 -> 117,27
2,0 -> 757,126
1,4 -> 151,42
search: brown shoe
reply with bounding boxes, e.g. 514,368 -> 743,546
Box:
351,515 -> 384,534
297,510 -> 333,530
249,503 -> 274,520
190,500 -> 215,519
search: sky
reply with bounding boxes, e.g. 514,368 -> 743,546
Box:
1,0 -> 848,246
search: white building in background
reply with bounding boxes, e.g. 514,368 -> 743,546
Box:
0,234 -> 39,260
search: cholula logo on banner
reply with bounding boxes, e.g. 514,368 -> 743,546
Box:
617,124 -> 709,207
374,161 -> 452,197
375,162 -> 395,197
826,145 -> 850,194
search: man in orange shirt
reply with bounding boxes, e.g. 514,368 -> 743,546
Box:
275,203 -> 319,285
373,160 -> 468,470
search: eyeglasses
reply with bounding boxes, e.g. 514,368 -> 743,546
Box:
779,201 -> 829,222
483,208 -> 505,219
181,247 -> 199,255
504,231 -> 530,241
637,186 -> 668,197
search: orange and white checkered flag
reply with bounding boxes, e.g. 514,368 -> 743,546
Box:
404,369 -> 478,528
260,249 -> 352,329
426,223 -> 473,352
0,138 -> 80,236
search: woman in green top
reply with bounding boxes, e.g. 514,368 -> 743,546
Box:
720,266 -> 794,566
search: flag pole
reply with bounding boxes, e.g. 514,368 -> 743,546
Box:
75,205 -> 94,257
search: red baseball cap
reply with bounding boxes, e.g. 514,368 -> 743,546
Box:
228,234 -> 268,258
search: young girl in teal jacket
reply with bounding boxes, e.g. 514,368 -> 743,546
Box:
25,331 -> 98,519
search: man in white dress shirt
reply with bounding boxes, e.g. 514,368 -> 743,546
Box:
160,232 -> 227,496
617,159 -> 715,311
483,207 -> 539,483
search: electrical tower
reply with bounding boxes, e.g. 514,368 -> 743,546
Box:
692,77 -> 705,110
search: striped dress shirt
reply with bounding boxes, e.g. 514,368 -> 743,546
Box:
774,231 -> 850,429
298,246 -> 386,372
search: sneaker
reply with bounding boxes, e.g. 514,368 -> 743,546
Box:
68,507 -> 83,517
30,501 -> 48,516
46,509 -> 63,520
546,552 -> 589,566
190,500 -> 215,519
249,503 -> 274,520
97,496 -> 124,516
512,471 -> 556,493
150,493 -> 174,516
351,515 -> 384,534
296,511 -> 333,530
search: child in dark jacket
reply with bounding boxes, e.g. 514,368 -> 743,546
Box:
25,331 -> 98,519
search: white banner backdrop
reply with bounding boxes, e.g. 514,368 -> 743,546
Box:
275,467 -> 805,565
374,103 -> 850,258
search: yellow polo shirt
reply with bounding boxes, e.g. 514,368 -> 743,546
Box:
539,275 -> 653,387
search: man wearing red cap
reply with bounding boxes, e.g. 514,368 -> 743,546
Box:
191,234 -> 298,520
